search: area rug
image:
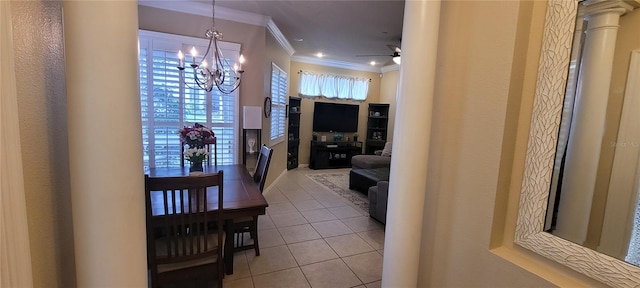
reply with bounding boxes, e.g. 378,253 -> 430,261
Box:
306,172 -> 369,212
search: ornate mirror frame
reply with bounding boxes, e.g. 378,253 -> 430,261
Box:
515,0 -> 640,286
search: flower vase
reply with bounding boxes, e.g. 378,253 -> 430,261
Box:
190,160 -> 204,172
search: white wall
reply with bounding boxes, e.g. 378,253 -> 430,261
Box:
380,68 -> 399,142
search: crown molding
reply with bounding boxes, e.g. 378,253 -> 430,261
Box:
139,1 -> 296,60
139,1 -> 270,26
267,19 -> 295,56
140,1 -> 389,74
139,1 -> 296,59
381,64 -> 400,73
291,56 -> 382,73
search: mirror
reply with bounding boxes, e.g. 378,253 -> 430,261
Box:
545,0 -> 640,266
515,0 -> 640,287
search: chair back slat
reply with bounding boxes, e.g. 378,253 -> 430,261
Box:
144,172 -> 224,287
253,145 -> 274,192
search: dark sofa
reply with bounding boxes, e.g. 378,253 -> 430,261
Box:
349,142 -> 392,224
368,181 -> 389,224
350,152 -> 391,169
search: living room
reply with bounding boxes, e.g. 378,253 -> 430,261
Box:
137,3 -> 398,191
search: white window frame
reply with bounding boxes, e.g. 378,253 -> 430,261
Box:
270,63 -> 287,145
138,30 -> 240,168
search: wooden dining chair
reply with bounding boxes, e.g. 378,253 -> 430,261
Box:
234,145 -> 273,255
253,145 -> 274,191
145,171 -> 224,288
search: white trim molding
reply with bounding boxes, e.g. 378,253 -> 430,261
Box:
138,1 -> 402,72
292,55 -> 382,73
381,64 -> 400,73
267,19 -> 294,56
138,1 -> 296,61
139,1 -> 269,26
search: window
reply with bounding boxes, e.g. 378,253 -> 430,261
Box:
298,71 -> 369,100
139,30 -> 240,169
270,63 -> 287,144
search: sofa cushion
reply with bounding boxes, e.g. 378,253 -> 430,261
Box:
351,154 -> 391,169
380,142 -> 392,157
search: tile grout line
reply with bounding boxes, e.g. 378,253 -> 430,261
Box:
246,168 -> 383,287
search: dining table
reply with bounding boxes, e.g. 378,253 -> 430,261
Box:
146,164 -> 268,275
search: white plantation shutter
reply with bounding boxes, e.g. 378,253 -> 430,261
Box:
270,63 -> 287,144
140,45 -> 150,166
139,30 -> 240,169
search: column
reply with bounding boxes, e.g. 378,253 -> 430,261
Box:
1,1 -> 33,286
555,0 -> 634,244
63,1 -> 147,286
381,0 -> 441,286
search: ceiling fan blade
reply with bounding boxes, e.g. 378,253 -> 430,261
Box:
387,44 -> 401,53
355,54 -> 393,57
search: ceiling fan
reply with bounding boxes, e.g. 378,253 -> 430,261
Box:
356,45 -> 402,65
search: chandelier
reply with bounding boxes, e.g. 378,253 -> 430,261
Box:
176,0 -> 245,94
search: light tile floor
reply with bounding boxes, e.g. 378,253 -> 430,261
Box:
224,167 -> 385,288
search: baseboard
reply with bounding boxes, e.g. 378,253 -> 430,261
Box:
264,169 -> 287,192
264,164 -> 310,191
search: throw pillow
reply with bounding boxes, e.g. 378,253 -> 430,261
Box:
381,142 -> 392,157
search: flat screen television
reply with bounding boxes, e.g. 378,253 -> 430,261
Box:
312,102 -> 359,132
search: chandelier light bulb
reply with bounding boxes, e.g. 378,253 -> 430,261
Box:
190,47 -> 197,63
238,54 -> 245,71
201,60 -> 208,68
177,50 -> 185,68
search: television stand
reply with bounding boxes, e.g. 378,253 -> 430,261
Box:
309,141 -> 363,169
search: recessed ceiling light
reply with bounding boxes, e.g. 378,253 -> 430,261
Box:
316,52 -> 324,58
293,38 -> 303,42
370,61 -> 376,66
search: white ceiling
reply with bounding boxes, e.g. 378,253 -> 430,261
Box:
141,0 -> 405,71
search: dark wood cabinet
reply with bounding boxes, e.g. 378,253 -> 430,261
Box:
287,97 -> 301,170
309,141 -> 362,169
365,103 -> 390,154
